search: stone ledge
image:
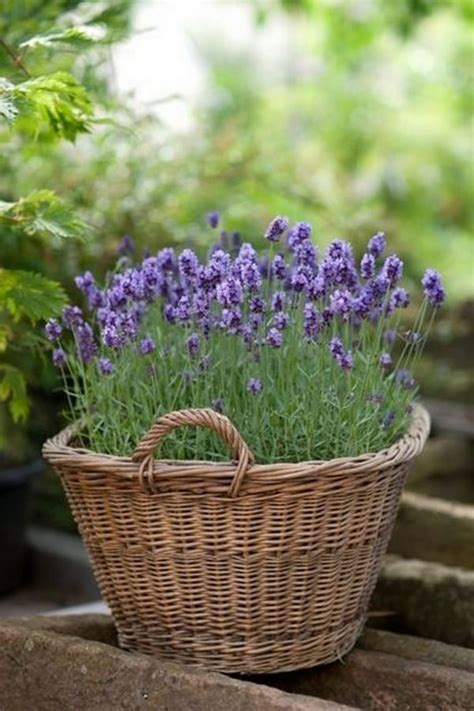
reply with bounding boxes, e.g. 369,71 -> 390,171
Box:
2,615 -> 474,711
0,617 -> 352,711
372,555 -> 474,647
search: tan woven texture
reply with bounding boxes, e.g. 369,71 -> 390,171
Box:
43,404 -> 430,674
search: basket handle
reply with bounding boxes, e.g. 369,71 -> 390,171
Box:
132,408 -> 255,498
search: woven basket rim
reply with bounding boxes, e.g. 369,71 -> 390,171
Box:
42,403 -> 430,494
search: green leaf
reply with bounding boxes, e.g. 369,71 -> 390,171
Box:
0,365 -> 29,422
0,78 -> 17,122
19,24 -> 108,51
0,190 -> 91,242
0,269 -> 67,322
0,71 -> 94,140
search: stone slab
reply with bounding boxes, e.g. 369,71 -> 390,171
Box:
260,647 -> 474,711
0,616 -> 352,711
373,555 -> 474,647
389,491 -> 474,569
2,615 -> 474,711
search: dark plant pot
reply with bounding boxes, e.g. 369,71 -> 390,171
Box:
0,459 -> 43,596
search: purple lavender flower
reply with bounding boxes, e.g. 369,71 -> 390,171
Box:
368,232 -> 386,258
187,332 -> 200,359
291,265 -> 309,293
264,216 -> 289,242
294,240 -> 317,269
216,278 -> 243,307
45,319 -> 62,341
74,270 -> 95,293
102,325 -> 121,349
390,287 -> 410,310
205,249 -> 231,285
360,253 -> 375,280
384,329 -> 397,345
307,276 -> 326,301
249,296 -> 265,313
157,247 -> 176,272
272,254 -> 287,280
273,312 -> 289,331
163,303 -> 176,324
271,291 -> 285,312
329,336 -> 353,371
98,357 -> 113,375
379,352 -> 392,369
266,327 -> 283,348
247,377 -> 263,394
303,302 -> 319,341
321,307 -> 333,329
176,295 -> 191,322
248,311 -> 264,330
382,255 -> 404,287
395,369 -> 416,390
77,322 -> 97,363
221,307 -> 242,333
117,234 -> 135,256
178,249 -> 200,283
62,305 -> 83,329
207,211 -> 220,229
52,348 -> 66,367
139,337 -> 155,355
287,222 -> 312,249
212,398 -> 224,413
330,289 -> 353,320
382,410 -> 395,430
240,260 -> 261,292
327,239 -> 352,261
421,269 -> 446,308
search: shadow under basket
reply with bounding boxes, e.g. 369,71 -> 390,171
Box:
42,405 -> 430,674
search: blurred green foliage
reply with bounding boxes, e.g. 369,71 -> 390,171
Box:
0,0 -> 133,448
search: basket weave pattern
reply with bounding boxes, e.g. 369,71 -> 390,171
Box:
43,405 -> 430,673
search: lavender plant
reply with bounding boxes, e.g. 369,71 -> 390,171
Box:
45,216 -> 445,463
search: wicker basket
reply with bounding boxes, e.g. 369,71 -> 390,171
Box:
43,404 -> 430,673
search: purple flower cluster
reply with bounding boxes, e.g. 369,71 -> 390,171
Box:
46,213 -> 445,425
264,216 -> 289,243
329,337 -> 353,372
422,269 -> 445,307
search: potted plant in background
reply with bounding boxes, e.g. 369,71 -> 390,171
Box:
43,214 -> 444,673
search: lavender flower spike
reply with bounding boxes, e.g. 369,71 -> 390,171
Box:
264,216 -> 289,242
329,337 -> 353,371
45,319 -> 62,341
139,337 -> 156,355
98,357 -> 114,375
382,255 -> 404,287
379,352 -> 392,369
52,348 -> 66,367
368,231 -> 386,258
266,327 -> 283,348
247,377 -> 263,394
421,269 -> 446,308
187,332 -> 200,359
360,253 -> 375,280
207,211 -> 220,229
